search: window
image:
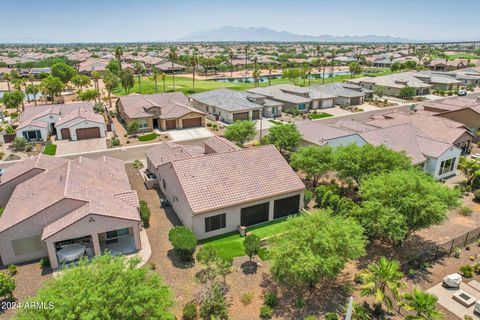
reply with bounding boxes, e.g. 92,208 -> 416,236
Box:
298,104 -> 306,110
22,130 -> 41,141
11,235 -> 44,256
205,213 -> 226,232
438,158 -> 456,176
138,119 -> 148,129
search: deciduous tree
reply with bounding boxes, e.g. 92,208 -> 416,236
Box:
224,120 -> 256,147
290,145 -> 334,188
262,123 -> 301,155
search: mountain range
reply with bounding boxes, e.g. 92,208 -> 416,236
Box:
177,26 -> 414,43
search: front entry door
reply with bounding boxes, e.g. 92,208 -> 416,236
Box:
152,118 -> 159,129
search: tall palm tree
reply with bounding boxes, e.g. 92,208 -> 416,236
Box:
152,69 -> 159,93
401,288 -> 443,320
320,58 -> 328,84
160,72 -> 167,92
360,257 -> 404,314
189,54 -> 199,93
103,71 -> 119,109
134,62 -> 144,93
115,46 -> 124,71
253,57 -> 258,71
229,50 -> 235,77
252,67 -> 261,88
3,72 -> 11,92
244,45 -> 250,70
168,46 -> 178,91
330,49 -> 336,75
316,45 -> 321,72
267,64 -> 273,86
91,71 -> 100,103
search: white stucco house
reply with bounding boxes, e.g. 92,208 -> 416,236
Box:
16,102 -> 107,142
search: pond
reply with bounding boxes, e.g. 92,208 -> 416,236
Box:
0,91 -> 42,101
212,71 -> 350,84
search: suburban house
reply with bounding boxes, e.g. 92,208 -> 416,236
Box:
154,60 -> 186,74
309,83 -> 372,107
450,68 -> 480,86
16,102 -> 107,141
428,59 -> 468,71
296,120 -> 367,147
116,92 -> 206,131
347,72 -> 432,96
0,155 -> 142,269
189,88 -> 283,123
247,84 -> 336,112
146,139 -> 305,239
78,59 -> 133,75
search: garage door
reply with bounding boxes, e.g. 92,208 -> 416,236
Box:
240,202 -> 269,227
182,117 -> 202,128
252,110 -> 260,120
60,128 -> 71,140
350,97 -> 361,105
76,127 -> 101,140
165,120 -> 176,130
233,112 -> 249,121
273,195 -> 300,219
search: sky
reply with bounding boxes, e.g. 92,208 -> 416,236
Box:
1,0 -> 479,43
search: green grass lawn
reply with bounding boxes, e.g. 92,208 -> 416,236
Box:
42,144 -> 57,155
138,133 -> 159,141
113,69 -> 392,97
199,217 -> 291,260
308,112 -> 333,119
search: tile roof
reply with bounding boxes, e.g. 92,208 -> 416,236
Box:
248,84 -> 336,103
146,142 -> 195,168
163,145 -> 305,214
189,89 -> 264,112
203,136 -> 241,154
309,83 -> 366,98
0,154 -> 68,185
296,120 -> 360,145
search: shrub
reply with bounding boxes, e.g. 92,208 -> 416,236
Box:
182,302 -> 197,320
263,291 -> 278,307
0,272 -> 15,301
5,126 -> 15,134
7,264 -> 17,276
111,137 -> 121,146
132,159 -> 144,169
200,283 -> 228,319
473,263 -> 480,274
459,206 -> 473,216
294,297 -> 305,308
303,190 -> 313,208
244,234 -> 260,261
39,257 -> 49,268
465,316 -> 474,320
240,292 -> 253,305
139,200 -> 151,227
354,272 -> 364,284
474,190 -> 480,202
453,247 -> 462,258
325,313 -> 338,320
25,144 -> 33,152
11,137 -> 27,151
168,226 -> 197,261
260,305 -> 273,319
304,316 -> 317,320
460,264 -> 475,278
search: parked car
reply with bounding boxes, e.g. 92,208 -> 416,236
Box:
475,300 -> 480,314
443,273 -> 462,288
458,90 -> 467,96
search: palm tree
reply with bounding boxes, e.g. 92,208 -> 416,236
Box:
168,46 -> 178,91
360,257 -> 404,314
320,58 -> 327,84
160,72 -> 167,92
134,62 -> 144,93
253,57 -> 258,71
91,71 -> 100,103
152,69 -> 159,93
267,64 -> 273,86
189,54 -> 199,93
316,45 -> 321,72
3,72 -> 11,92
115,46 -> 124,71
229,50 -> 235,77
103,71 -> 119,109
330,49 -> 336,75
252,67 -> 261,88
401,288 -> 443,320
306,65 -> 312,86
27,74 -> 35,103
244,45 -> 250,70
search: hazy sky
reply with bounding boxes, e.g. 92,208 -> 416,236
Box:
1,0 -> 479,42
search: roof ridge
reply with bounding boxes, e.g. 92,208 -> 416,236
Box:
63,161 -> 72,197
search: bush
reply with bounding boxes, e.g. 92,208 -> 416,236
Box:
200,283 -> 228,319
465,316 -> 474,320
303,190 -> 313,208
168,226 -> 197,261
0,272 -> 15,301
240,292 -> 253,305
39,257 -> 50,268
294,297 -> 305,308
7,264 -> 17,276
182,302 -> 197,320
25,144 -> 33,152
325,313 -> 338,320
460,264 -> 475,278
354,272 -> 364,284
454,247 -> 462,258
139,200 -> 151,228
459,206 -> 473,216
304,316 -> 317,320
111,137 -> 121,146
244,234 -> 261,261
260,305 -> 273,319
474,263 -> 480,274
474,190 -> 480,202
263,291 -> 278,307
11,137 -> 27,151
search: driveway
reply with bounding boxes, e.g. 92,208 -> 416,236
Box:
55,138 -> 107,156
165,127 -> 213,142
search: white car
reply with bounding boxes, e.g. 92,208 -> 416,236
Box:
475,301 -> 480,314
443,273 -> 462,288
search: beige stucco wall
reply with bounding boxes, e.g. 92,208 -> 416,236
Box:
0,198 -> 86,266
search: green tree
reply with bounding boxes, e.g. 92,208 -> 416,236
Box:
168,226 -> 197,261
78,89 -> 99,102
168,46 -> 178,91
401,287 -> 443,320
103,70 -> 119,108
51,62 -> 77,84
14,255 -> 174,320
127,121 -> 140,135
120,69 -> 135,94
270,210 -> 366,287
134,62 -> 144,93
1,91 -> 25,111
91,71 -> 101,103
399,86 -> 416,99
200,282 -> 228,319
244,234 -> 261,262
229,50 -> 235,77
115,46 -> 124,71
282,68 -> 306,86
160,72 -> 167,92
358,169 -> 459,244
40,76 -> 64,104
360,257 -> 404,314
348,61 -> 363,78
11,137 -> 27,151
71,74 -> 91,92
390,61 -> 401,72
152,69 -> 159,93
0,272 -> 15,301
458,156 -> 480,186
106,59 -> 121,76
262,123 -> 301,155
189,53 -> 199,93
224,120 -> 256,147
3,72 -> 11,92
290,145 -> 334,188
333,144 -> 411,184
374,86 -> 386,98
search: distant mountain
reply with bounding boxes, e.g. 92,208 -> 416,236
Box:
0,36 -> 56,44
177,26 -> 413,43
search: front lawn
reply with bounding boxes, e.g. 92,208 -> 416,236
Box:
138,133 -> 160,141
308,112 -> 333,119
200,217 -> 291,260
43,144 -> 57,155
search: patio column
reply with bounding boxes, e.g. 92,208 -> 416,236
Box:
248,110 -> 253,121
92,233 -> 101,256
45,240 -> 59,269
134,224 -> 142,251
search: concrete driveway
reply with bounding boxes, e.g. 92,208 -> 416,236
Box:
55,138 -> 107,156
165,127 -> 213,142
